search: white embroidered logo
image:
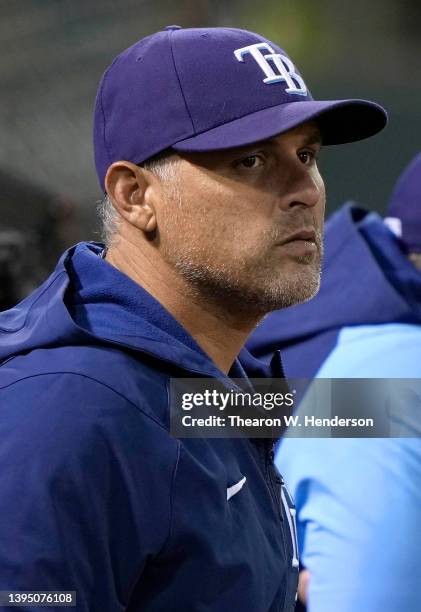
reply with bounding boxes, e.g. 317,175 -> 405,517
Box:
234,42 -> 307,96
227,476 -> 247,501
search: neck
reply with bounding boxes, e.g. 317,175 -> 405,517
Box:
106,235 -> 261,374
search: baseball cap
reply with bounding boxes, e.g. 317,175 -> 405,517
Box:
385,152 -> 421,252
94,25 -> 387,190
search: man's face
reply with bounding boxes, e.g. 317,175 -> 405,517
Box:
157,121 -> 325,315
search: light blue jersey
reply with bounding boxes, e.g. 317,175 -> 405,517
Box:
278,323 -> 421,612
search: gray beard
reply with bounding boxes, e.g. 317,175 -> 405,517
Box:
158,188 -> 323,318
172,251 -> 322,318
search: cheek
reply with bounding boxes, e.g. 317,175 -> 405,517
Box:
167,167 -> 277,259
211,194 -> 274,254
180,181 -> 267,241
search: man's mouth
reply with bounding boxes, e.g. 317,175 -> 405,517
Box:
279,229 -> 318,246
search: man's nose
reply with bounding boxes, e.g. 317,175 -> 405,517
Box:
283,169 -> 325,210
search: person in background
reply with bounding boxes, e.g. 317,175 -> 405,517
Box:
0,168 -> 78,309
247,151 -> 421,612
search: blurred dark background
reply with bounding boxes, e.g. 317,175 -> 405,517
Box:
2,0 -> 421,308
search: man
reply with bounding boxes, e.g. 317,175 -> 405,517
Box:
248,152 -> 421,611
0,26 -> 386,611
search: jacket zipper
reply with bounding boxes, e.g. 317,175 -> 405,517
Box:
262,442 -> 284,521
265,443 -> 299,568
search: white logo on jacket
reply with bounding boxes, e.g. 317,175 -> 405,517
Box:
234,42 -> 307,95
227,476 -> 247,501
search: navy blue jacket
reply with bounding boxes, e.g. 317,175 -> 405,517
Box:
0,242 -> 298,612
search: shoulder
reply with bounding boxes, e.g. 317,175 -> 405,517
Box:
0,343 -> 170,427
0,367 -> 178,466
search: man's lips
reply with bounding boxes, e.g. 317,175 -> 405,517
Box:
279,229 -> 317,246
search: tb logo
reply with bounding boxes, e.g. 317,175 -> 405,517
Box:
234,43 -> 307,96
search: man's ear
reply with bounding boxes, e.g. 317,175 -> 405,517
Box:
104,161 -> 157,233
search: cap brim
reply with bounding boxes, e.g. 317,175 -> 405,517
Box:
172,99 -> 387,153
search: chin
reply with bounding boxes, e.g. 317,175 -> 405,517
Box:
251,268 -> 321,313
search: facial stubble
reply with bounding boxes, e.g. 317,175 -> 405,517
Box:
158,184 -> 323,317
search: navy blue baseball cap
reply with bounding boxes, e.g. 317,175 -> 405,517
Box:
94,26 -> 387,190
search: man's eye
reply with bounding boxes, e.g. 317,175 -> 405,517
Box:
239,155 -> 264,169
298,150 -> 317,164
